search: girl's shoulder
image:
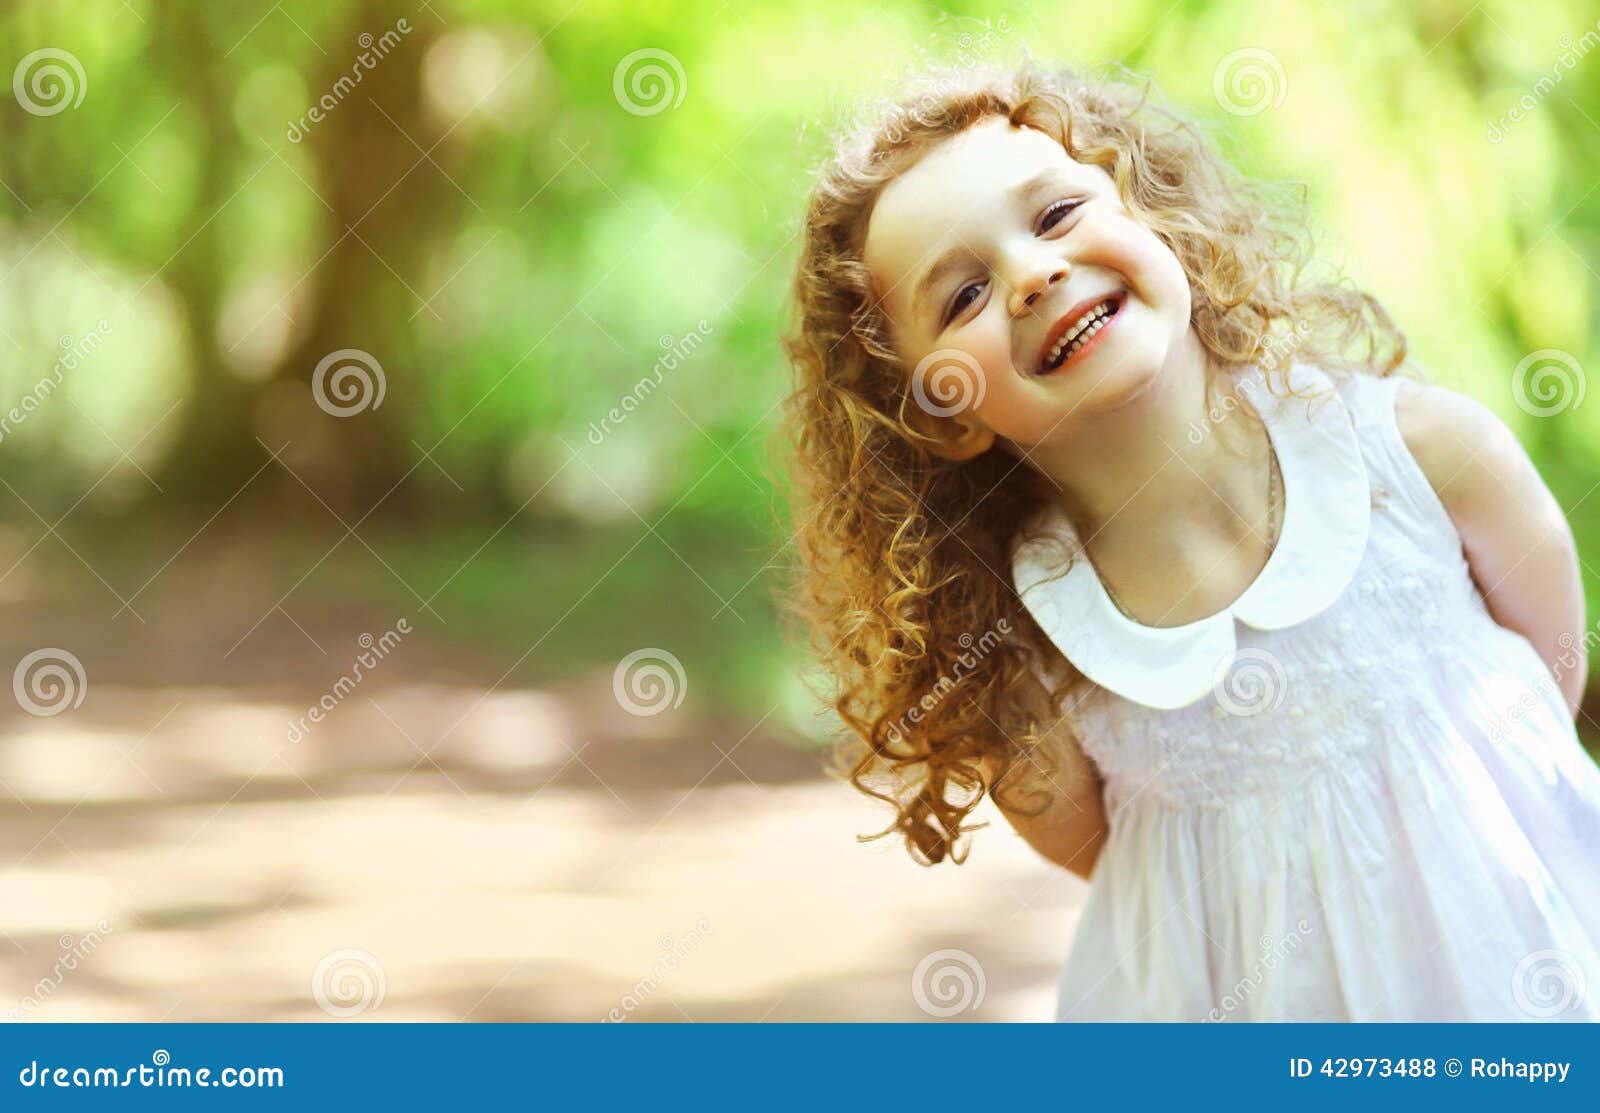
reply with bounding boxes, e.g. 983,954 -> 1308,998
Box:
1312,366 -> 1492,543
1337,366 -> 1539,534
1388,373 -> 1572,569
1319,365 -> 1520,490
1388,376 -> 1521,507
1329,366 -> 1576,635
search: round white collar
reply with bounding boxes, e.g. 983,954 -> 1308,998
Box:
1010,362 -> 1370,710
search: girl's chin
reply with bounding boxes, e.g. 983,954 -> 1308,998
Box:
1096,368 -> 1163,413
1044,320 -> 1155,377
999,367 -> 1164,448
1058,352 -> 1166,415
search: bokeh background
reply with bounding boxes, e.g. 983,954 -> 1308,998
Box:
0,0 -> 1596,1021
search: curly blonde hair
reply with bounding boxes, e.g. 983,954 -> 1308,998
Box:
779,57 -> 1407,865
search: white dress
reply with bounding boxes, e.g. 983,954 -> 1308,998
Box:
1011,361 -> 1600,1021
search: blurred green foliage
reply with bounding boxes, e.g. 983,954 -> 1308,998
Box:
0,0 -> 1597,721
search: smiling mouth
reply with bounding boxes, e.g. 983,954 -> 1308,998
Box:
1038,293 -> 1125,374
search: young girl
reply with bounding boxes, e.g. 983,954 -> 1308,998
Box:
781,58 -> 1600,1021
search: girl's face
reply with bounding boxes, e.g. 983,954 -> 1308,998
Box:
863,116 -> 1193,457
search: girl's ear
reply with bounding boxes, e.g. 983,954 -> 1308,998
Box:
905,405 -> 997,461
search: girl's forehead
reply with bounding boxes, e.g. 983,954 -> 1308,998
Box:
863,119 -> 1082,302
875,119 -> 1067,226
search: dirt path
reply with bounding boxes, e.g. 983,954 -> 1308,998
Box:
0,678 -> 1087,1022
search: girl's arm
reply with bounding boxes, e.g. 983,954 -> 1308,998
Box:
984,727 -> 1109,881
1394,379 -> 1589,718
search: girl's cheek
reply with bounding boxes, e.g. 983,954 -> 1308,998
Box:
1075,211 -> 1170,298
1118,223 -> 1191,315
977,317 -> 1016,377
1087,218 -> 1160,293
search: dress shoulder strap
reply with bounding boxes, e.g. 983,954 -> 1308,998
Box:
1331,369 -> 1467,564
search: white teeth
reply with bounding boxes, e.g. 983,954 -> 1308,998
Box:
1043,298 -> 1117,370
1068,322 -> 1102,354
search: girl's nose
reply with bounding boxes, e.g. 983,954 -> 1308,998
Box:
1008,261 -> 1070,318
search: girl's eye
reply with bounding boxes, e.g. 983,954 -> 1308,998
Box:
1038,198 -> 1083,234
944,281 -> 982,325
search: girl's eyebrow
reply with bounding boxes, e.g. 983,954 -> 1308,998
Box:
912,245 -> 977,318
910,169 -> 1070,319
